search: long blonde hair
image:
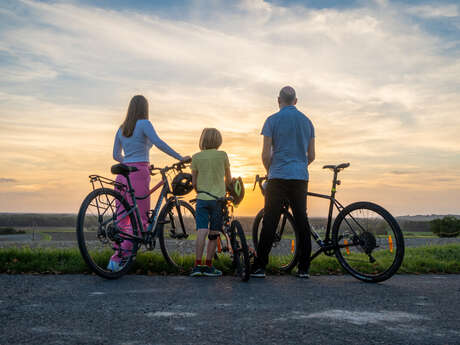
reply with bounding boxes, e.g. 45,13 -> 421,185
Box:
199,128 -> 222,150
121,95 -> 149,137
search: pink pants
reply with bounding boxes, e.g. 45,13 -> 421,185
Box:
111,162 -> 151,263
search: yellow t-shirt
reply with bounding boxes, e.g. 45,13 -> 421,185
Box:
191,149 -> 230,200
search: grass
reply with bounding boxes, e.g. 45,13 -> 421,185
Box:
0,244 -> 459,275
0,227 -> 26,235
402,231 -> 437,238
5,226 -> 447,241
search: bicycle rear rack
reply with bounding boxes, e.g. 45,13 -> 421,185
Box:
89,174 -> 127,192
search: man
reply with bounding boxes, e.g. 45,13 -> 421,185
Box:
252,86 -> 315,278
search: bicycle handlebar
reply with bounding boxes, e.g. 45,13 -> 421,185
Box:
253,162 -> 350,193
253,174 -> 267,191
149,158 -> 192,176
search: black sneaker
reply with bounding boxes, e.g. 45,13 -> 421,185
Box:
190,266 -> 204,277
296,269 -> 310,279
250,267 -> 266,278
202,266 -> 222,277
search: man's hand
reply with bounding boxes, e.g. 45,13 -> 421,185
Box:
307,138 -> 315,165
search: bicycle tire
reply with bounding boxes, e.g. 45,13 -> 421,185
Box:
76,188 -> 139,279
158,199 -> 196,271
332,201 -> 405,283
252,208 -> 299,272
230,220 -> 250,281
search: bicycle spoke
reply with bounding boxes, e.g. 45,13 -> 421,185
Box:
333,202 -> 404,282
159,200 -> 196,270
77,189 -> 138,278
254,211 -> 298,271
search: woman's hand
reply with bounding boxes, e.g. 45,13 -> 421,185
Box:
181,155 -> 192,163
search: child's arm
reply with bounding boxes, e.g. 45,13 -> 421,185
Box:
225,165 -> 232,189
223,152 -> 232,189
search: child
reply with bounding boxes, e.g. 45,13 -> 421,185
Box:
190,128 -> 232,277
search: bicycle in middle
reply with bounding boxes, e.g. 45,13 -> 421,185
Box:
190,190 -> 251,281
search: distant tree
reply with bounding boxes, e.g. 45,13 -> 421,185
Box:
0,214 -> 77,227
399,220 -> 430,233
0,227 -> 25,235
430,216 -> 460,238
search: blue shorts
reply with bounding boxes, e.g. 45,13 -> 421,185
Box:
195,199 -> 223,231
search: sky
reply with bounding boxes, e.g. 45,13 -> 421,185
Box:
0,0 -> 459,217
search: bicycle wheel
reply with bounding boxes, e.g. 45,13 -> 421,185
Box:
332,202 -> 405,283
158,199 -> 196,271
252,209 -> 299,272
230,220 -> 250,281
76,188 -> 139,279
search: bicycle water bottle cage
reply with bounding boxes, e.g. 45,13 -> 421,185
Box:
111,164 -> 139,177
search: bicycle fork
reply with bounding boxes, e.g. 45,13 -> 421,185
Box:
162,199 -> 189,239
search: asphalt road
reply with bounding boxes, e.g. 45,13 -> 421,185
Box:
1,274 -> 459,345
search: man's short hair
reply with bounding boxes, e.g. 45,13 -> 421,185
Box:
279,86 -> 296,104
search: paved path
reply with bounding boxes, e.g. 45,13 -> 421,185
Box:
0,274 -> 459,345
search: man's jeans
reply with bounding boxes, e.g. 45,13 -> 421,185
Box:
255,179 -> 311,272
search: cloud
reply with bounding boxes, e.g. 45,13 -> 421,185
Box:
390,170 -> 415,175
0,0 -> 459,214
0,178 -> 17,183
406,4 -> 458,18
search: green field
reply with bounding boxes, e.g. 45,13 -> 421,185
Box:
2,225 -> 438,240
1,244 -> 459,275
0,213 -> 443,235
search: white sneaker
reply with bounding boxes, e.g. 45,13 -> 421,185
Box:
106,260 -> 122,272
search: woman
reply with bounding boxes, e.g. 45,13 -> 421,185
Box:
108,95 -> 189,271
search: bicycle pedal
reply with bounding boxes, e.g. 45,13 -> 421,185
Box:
171,233 -> 188,239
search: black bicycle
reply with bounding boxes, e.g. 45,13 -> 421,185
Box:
252,163 -> 405,283
191,192 -> 251,281
76,159 -> 195,279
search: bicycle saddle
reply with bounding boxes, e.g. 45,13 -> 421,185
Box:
111,164 -> 139,177
322,163 -> 350,172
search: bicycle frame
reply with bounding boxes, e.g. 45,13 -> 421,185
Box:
125,169 -> 178,241
191,194 -> 250,257
92,164 -> 186,248
188,195 -> 234,254
306,191 -> 346,259
254,166 -> 349,261
306,168 -> 347,256
217,200 -> 235,254
252,163 -> 405,281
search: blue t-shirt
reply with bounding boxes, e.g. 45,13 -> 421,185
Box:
261,105 -> 315,181
113,119 -> 183,163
